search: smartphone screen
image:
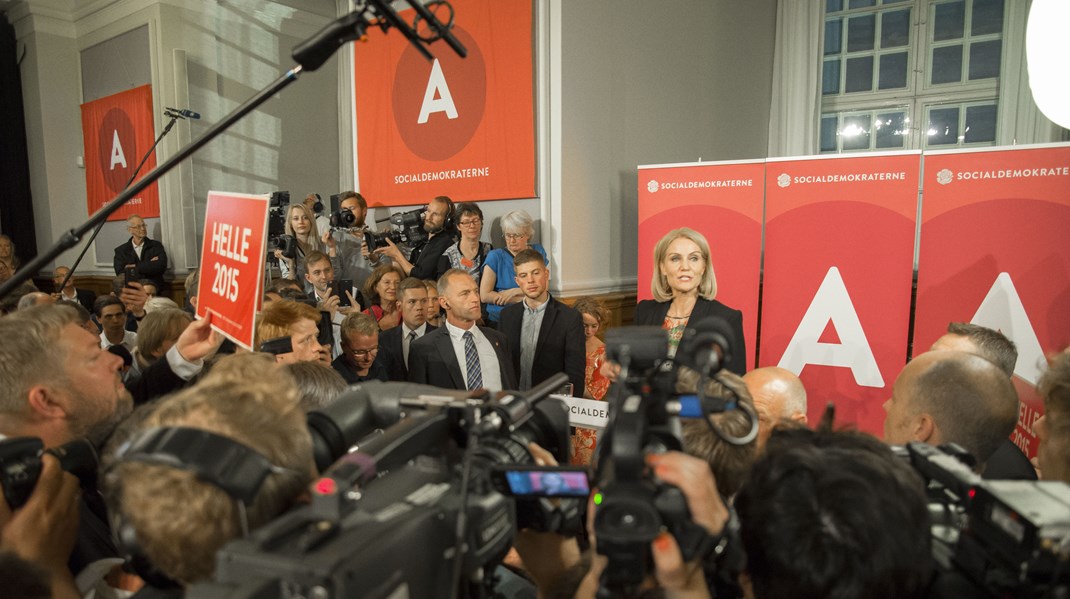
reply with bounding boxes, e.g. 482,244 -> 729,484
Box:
494,466 -> 591,498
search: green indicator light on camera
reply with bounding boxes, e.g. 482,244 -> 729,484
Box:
593,492 -> 603,505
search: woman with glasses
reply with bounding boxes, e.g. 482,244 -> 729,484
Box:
361,263 -> 403,330
480,209 -> 547,326
438,202 -> 494,286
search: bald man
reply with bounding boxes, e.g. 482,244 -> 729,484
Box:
883,350 -> 1018,470
743,366 -> 808,450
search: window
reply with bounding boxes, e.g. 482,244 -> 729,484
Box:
820,0 -> 1004,153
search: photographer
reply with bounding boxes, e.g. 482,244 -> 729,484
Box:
322,191 -> 382,290
103,358 -> 316,595
375,195 -> 456,281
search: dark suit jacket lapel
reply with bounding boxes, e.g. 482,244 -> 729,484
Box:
534,299 -> 558,354
433,328 -> 466,389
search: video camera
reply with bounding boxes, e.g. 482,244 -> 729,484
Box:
189,375 -> 573,599
897,442 -> 1070,598
267,191 -> 296,261
592,319 -> 756,596
369,207 -> 429,251
0,437 -> 98,509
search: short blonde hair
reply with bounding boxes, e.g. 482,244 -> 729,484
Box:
651,228 -> 717,302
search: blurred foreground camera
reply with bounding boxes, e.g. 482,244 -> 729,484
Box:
0,437 -> 97,509
190,376 -> 573,598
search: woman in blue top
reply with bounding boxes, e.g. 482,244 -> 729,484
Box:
480,209 -> 547,325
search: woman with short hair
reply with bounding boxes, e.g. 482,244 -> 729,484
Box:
479,209 -> 546,326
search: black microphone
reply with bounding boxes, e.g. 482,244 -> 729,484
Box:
166,107 -> 201,120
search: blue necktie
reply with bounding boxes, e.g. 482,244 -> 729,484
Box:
463,331 -> 483,390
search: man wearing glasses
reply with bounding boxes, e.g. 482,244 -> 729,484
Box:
112,214 -> 168,290
332,312 -> 388,384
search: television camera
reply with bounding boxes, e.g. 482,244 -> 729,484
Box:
266,190 -> 296,262
368,207 -> 429,251
592,318 -> 757,596
189,375 -> 574,599
897,442 -> 1070,598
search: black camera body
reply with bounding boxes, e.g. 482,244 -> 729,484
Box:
266,191 -> 295,262
191,377 -> 573,599
328,208 -> 356,229
0,437 -> 98,509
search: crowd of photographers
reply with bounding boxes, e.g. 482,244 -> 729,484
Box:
0,193 -> 1068,598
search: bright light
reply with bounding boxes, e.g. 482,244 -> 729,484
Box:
840,123 -> 867,137
927,128 -> 938,136
1027,0 -> 1070,128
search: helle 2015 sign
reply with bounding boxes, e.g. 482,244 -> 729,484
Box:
353,0 -> 535,205
196,192 -> 270,350
80,85 -> 160,220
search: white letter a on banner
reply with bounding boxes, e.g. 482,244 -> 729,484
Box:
109,129 -> 128,170
778,266 -> 885,387
417,59 -> 458,124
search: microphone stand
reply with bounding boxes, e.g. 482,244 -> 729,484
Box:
55,112 -> 183,293
0,0 -> 465,301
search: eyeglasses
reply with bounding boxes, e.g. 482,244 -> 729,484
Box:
504,233 -> 527,240
458,219 -> 482,228
348,347 -> 379,358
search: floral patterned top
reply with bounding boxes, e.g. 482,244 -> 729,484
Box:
571,344 -> 610,465
663,315 -> 690,359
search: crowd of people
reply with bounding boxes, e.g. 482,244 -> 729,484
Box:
0,196 -> 1067,599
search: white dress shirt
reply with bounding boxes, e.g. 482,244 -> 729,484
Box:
401,322 -> 429,366
445,320 -> 502,391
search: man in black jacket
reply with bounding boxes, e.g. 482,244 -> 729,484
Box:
408,270 -> 516,390
378,277 -> 435,381
499,249 -> 585,395
374,196 -> 456,281
113,215 -> 168,290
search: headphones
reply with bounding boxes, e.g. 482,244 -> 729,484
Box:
106,427 -> 295,588
434,195 -> 456,230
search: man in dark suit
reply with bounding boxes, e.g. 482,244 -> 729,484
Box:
52,265 -> 96,313
499,249 -> 585,395
379,277 -> 435,381
408,269 -> 516,391
112,214 -> 168,290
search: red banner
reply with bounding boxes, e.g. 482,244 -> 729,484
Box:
914,144 -> 1070,456
196,191 -> 270,350
353,0 -> 535,206
637,160 -> 764,370
759,152 -> 920,435
80,85 -> 160,220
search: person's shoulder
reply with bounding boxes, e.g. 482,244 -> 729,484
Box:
554,298 -> 583,320
500,301 -> 524,320
379,325 -> 402,342
479,325 -> 507,342
696,297 -> 743,319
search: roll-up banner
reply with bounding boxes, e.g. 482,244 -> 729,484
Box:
637,160 -> 765,371
759,152 -> 921,436
914,144 -> 1070,457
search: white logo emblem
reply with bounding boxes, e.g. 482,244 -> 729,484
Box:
777,173 -> 791,188
936,168 -> 954,185
647,180 -> 659,193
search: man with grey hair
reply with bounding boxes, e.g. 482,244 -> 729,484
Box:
929,322 -> 1034,479
112,214 -> 168,290
16,291 -> 54,310
743,366 -> 808,451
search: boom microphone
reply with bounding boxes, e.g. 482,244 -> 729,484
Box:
165,107 -> 201,120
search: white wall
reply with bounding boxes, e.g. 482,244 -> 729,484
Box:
548,0 -> 777,295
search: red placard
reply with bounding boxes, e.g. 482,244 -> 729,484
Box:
637,160 -> 764,370
80,85 -> 160,220
353,0 -> 535,206
759,152 -> 921,435
196,192 -> 269,350
914,143 -> 1070,456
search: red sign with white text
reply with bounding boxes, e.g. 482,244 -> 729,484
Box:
759,152 -> 920,435
80,85 -> 160,220
637,160 -> 765,370
915,144 -> 1070,456
353,0 -> 535,205
196,192 -> 269,350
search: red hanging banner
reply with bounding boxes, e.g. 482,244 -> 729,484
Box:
353,0 -> 535,206
80,85 -> 160,220
759,152 -> 920,435
914,143 -> 1070,457
637,160 -> 765,370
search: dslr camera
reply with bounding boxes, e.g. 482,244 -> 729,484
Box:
0,437 -> 98,509
266,191 -> 296,261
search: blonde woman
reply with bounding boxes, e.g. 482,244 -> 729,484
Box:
275,204 -> 327,283
634,227 -> 746,375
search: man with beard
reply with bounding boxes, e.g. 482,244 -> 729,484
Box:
0,304 -> 222,595
375,195 -> 456,281
323,191 -> 380,290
